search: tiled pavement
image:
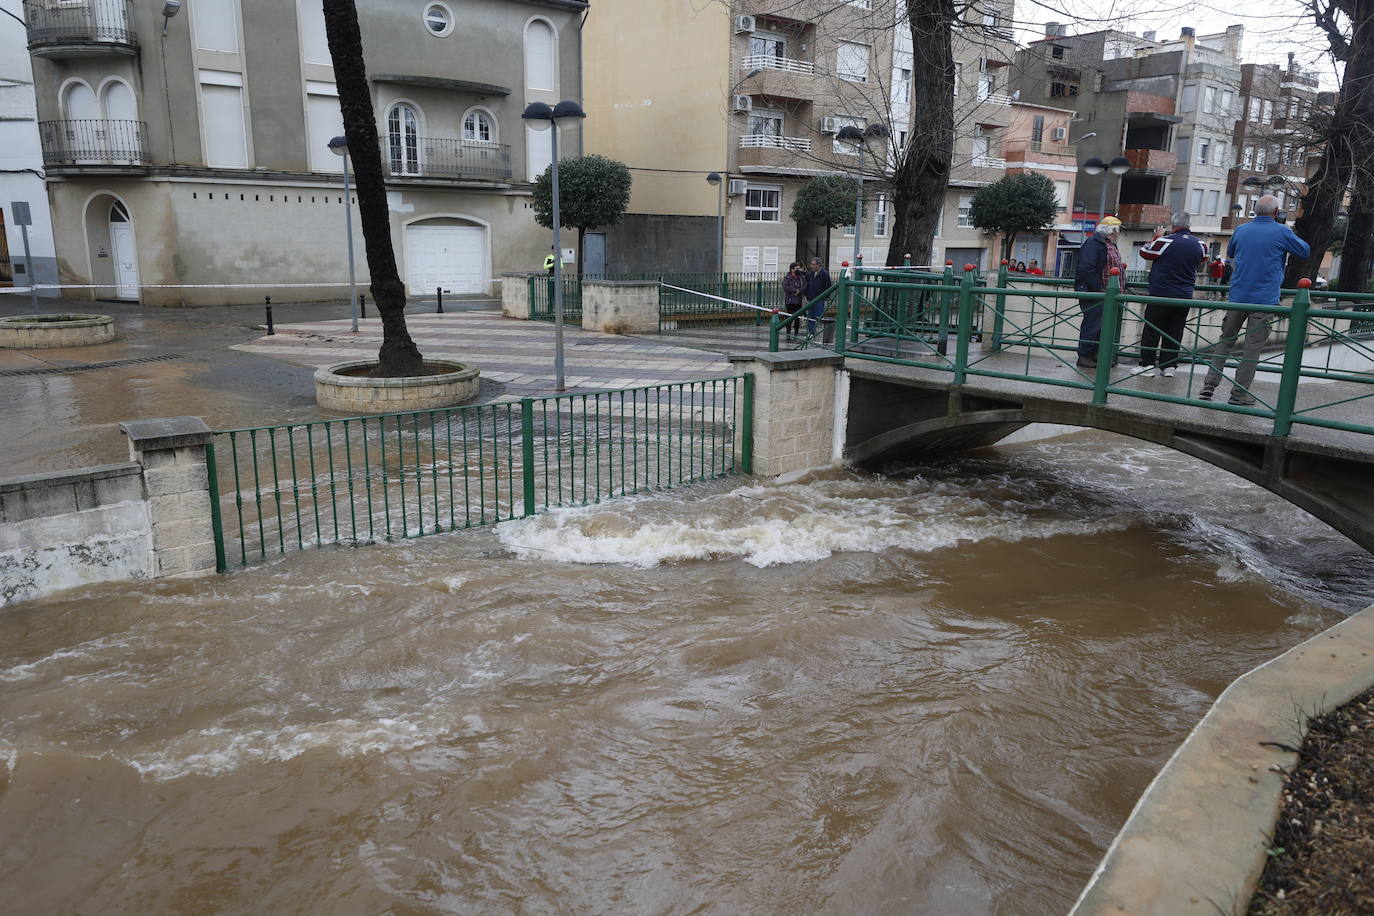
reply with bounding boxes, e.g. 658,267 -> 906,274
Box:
233,307 -> 737,400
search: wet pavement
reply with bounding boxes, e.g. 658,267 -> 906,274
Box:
0,297 -> 729,476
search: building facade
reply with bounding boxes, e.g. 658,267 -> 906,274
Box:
23,0 -> 584,305
1,0 -> 59,297
585,0 -> 1016,274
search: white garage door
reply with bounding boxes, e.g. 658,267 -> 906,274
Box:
404,224 -> 485,295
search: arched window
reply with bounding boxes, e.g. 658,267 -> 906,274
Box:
62,81 -> 99,120
386,103 -> 420,175
462,109 -> 494,144
524,20 -> 556,92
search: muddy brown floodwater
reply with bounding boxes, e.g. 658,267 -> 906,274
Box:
2,432 -> 1370,915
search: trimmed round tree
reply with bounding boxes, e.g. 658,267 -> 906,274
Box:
969,173 -> 1059,266
532,154 -> 632,276
791,174 -> 864,264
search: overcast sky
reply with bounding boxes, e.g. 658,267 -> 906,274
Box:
1011,0 -> 1341,88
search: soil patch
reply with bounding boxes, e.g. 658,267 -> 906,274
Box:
1248,685 -> 1374,914
332,361 -> 460,380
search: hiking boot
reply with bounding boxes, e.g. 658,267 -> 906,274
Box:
1228,392 -> 1257,407
1076,356 -> 1097,369
1198,386 -> 1215,401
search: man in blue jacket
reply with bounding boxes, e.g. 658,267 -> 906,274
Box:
1138,212 -> 1207,377
1201,196 -> 1310,406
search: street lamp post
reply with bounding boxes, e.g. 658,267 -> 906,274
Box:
522,100 -> 587,392
1081,155 -> 1131,226
706,172 -> 724,274
328,136 -> 359,333
836,123 -> 890,268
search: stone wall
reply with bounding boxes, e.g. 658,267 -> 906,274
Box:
581,280 -> 658,334
501,271 -> 541,319
0,463 -> 151,607
727,352 -> 843,476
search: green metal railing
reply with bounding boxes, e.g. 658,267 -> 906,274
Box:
781,265 -> 1374,441
207,377 -> 752,571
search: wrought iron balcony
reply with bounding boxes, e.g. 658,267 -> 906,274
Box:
23,0 -> 137,57
383,138 -> 512,181
39,119 -> 148,166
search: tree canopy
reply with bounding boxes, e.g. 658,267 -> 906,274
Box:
532,154 -> 632,234
969,173 -> 1058,261
790,175 -> 863,227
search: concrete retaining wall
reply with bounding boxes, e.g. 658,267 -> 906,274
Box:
2,417 -> 219,608
501,271 -> 541,319
0,463 -> 151,606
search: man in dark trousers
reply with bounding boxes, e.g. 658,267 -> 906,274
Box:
1138,212 -> 1207,378
1201,195 -> 1310,405
804,257 -> 832,336
1073,215 -> 1124,369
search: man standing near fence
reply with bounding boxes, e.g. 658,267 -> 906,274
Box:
1138,212 -> 1207,378
1073,216 -> 1124,369
805,257 -> 832,336
1200,195 -> 1310,406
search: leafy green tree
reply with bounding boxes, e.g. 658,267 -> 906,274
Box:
969,173 -> 1058,265
532,155 -> 632,276
322,0 -> 422,377
791,175 -> 864,264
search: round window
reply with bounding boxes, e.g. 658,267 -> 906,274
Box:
422,3 -> 453,37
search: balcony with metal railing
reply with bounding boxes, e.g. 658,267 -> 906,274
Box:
39,119 -> 148,167
383,138 -> 513,182
741,57 -> 819,102
1004,139 -> 1077,161
23,0 -> 137,57
737,134 -> 813,169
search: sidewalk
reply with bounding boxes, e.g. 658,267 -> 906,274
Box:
233,308 -> 733,400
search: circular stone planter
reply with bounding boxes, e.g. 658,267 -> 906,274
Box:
0,314 -> 114,349
315,359 -> 481,413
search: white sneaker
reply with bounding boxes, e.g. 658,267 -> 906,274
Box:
1162,367 -> 1176,378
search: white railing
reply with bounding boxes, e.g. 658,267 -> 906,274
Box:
972,155 -> 1006,168
742,53 -> 815,75
978,92 -> 1013,106
740,134 -> 813,151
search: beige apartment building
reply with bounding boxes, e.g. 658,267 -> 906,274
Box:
23,0 -> 585,305
585,0 -> 1017,274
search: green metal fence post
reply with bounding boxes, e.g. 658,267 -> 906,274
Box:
938,260 -> 954,355
520,398 -> 537,515
903,253 -> 912,268
954,265 -> 977,385
755,275 -> 764,308
992,259 -> 1009,353
528,276 -> 536,317
1272,279 -> 1312,437
205,440 -> 228,573
833,268 -> 850,356
740,373 -> 755,474
1093,269 -> 1123,405
769,311 -> 781,352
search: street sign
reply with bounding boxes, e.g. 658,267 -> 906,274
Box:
10,201 -> 32,226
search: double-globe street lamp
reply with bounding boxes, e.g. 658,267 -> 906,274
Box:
522,99 -> 587,392
1081,155 -> 1131,227
328,136 -> 359,333
835,123 -> 890,268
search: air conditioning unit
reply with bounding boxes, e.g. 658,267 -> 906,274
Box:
1051,127 -> 1067,140
728,179 -> 749,196
820,116 -> 840,134
733,95 -> 753,112
735,14 -> 756,33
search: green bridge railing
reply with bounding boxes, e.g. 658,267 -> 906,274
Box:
206,377 -> 753,571
769,263 -> 1374,441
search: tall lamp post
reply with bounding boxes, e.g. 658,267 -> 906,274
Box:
706,172 -> 724,274
1081,155 -> 1131,227
522,99 -> 587,392
836,123 -> 890,268
328,136 -> 359,333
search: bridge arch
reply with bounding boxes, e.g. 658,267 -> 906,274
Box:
843,375 -> 1374,554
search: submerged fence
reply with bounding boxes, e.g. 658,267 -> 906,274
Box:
208,377 -> 752,571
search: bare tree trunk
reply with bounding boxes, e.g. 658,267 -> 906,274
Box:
1289,0 -> 1374,287
322,0 -> 423,378
885,0 -> 955,268
1338,181 -> 1374,291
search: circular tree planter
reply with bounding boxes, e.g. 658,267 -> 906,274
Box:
315,359 -> 481,413
0,314 -> 115,349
